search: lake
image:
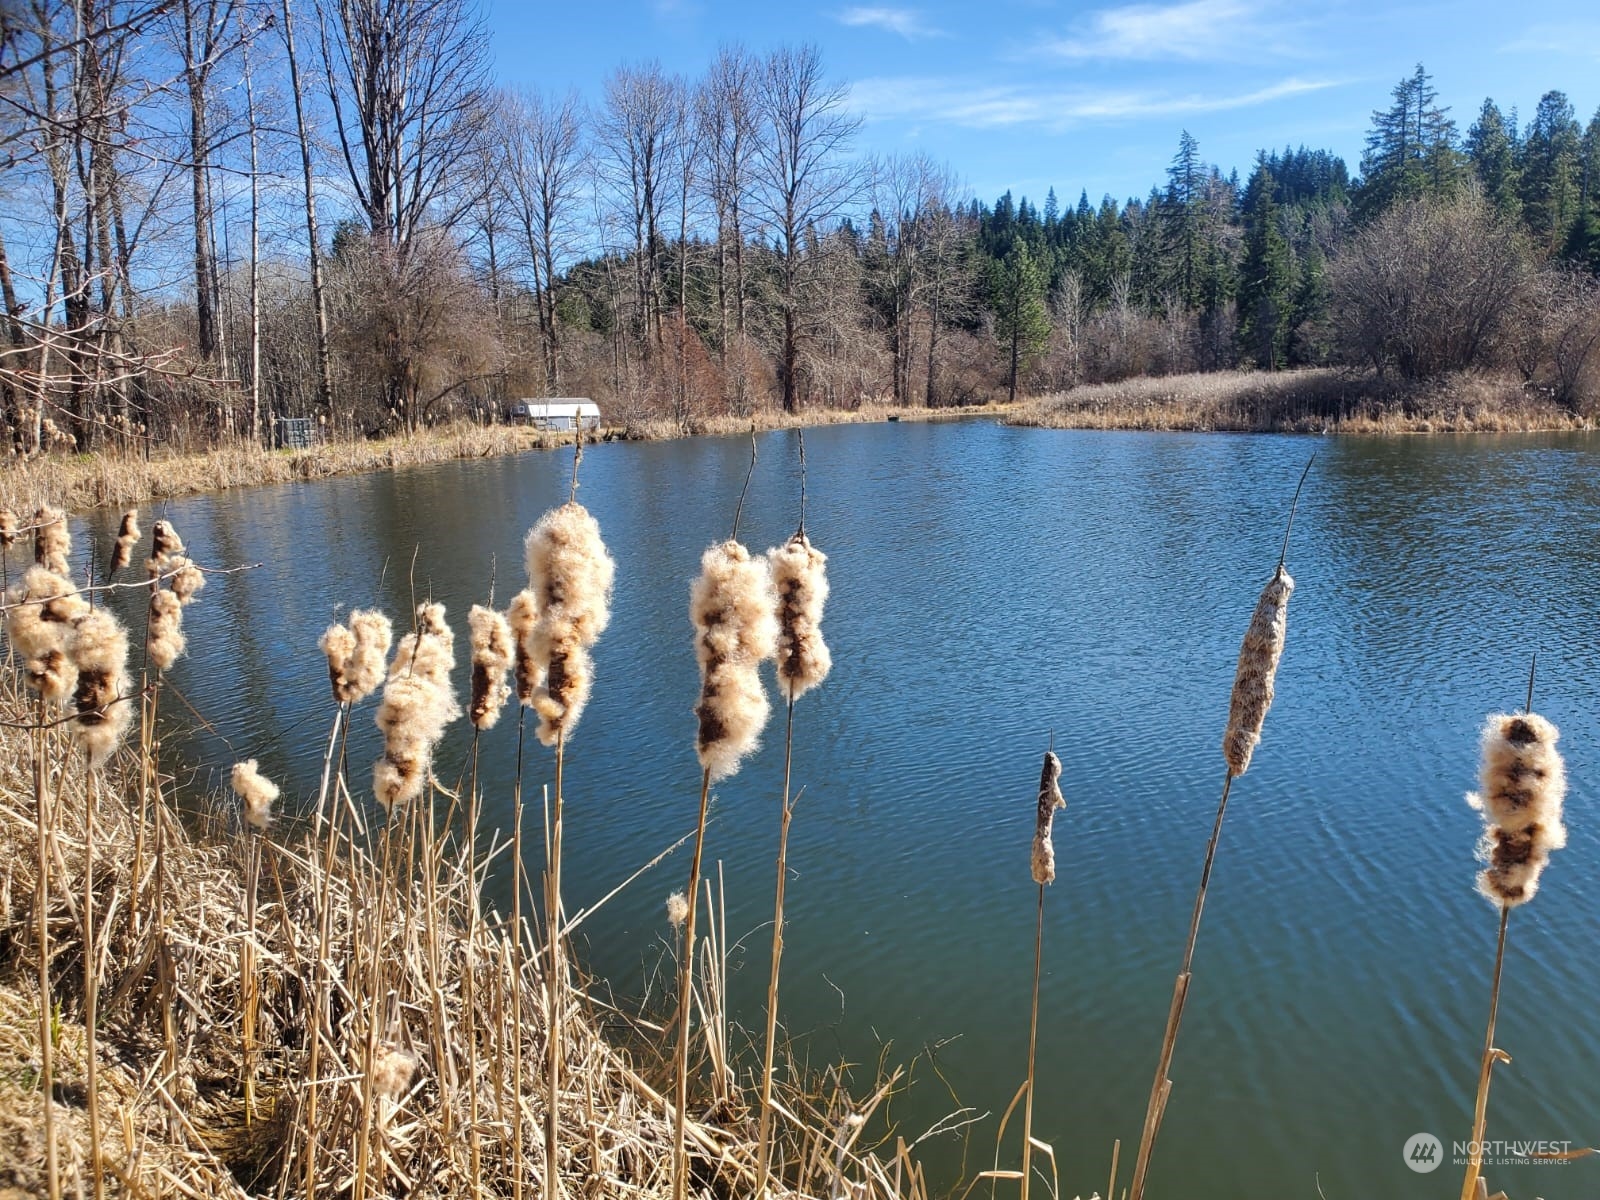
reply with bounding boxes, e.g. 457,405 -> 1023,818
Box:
73,421 -> 1600,1199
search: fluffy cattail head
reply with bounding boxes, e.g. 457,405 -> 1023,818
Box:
0,509 -> 16,548
150,519 -> 185,568
170,558 -> 206,605
523,504 -> 614,746
232,759 -> 280,831
372,606 -> 459,812
370,1042 -> 418,1104
33,505 -> 70,576
349,609 -> 393,702
768,532 -> 832,702
5,566 -> 89,661
691,540 -> 778,781
1469,712 -> 1568,909
1222,564 -> 1294,777
507,589 -> 541,704
666,891 -> 689,927
69,609 -> 132,765
148,588 -> 187,671
109,509 -> 140,574
320,622 -> 358,702
1031,750 -> 1066,885
468,604 -> 515,730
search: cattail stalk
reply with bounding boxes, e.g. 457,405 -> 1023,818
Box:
1460,674 -> 1565,1200
1128,460 -> 1308,1200
1022,749 -> 1065,1200
34,695 -> 59,1200
232,760 -> 277,1121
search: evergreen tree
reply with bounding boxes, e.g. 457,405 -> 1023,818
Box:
1161,130 -> 1205,307
1357,64 -> 1458,217
1237,162 -> 1293,369
990,240 -> 1051,402
1520,90 -> 1584,253
1466,98 -> 1521,218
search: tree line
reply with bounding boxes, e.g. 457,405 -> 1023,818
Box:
1,0 -> 1598,455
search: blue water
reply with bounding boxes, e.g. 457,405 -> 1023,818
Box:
69,422 -> 1600,1198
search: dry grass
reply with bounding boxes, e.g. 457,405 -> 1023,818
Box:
618,402 -> 1017,443
1013,369 -> 1594,434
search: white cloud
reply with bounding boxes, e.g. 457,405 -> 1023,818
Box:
1041,0 -> 1298,63
1501,21 -> 1600,58
849,75 -> 1341,131
836,6 -> 946,40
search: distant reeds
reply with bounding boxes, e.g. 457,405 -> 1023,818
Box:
1459,701 -> 1568,1200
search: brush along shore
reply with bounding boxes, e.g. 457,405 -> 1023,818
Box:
0,403 -> 1016,516
0,660 -> 920,1198
1010,368 -> 1594,434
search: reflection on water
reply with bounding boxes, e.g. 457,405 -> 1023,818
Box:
71,424 -> 1600,1199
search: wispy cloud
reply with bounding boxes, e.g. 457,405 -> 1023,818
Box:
1040,0 -> 1301,63
1500,21 -> 1600,58
849,75 -> 1341,131
836,6 -> 947,40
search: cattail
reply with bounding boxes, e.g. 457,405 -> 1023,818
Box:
523,502 -> 615,745
1221,564 -> 1294,777
149,519 -> 185,570
148,588 -> 187,671
232,759 -> 279,832
691,540 -> 778,782
349,609 -> 393,701
372,604 -> 459,811
507,589 -> 540,704
666,891 -> 689,927
768,532 -> 832,702
33,505 -> 69,576
320,622 -> 358,702
0,508 -> 16,549
1468,713 -> 1568,908
468,604 -> 515,730
109,509 -> 139,574
370,1042 -> 418,1105
170,558 -> 206,605
68,609 -> 132,765
6,567 -> 88,705
1031,750 -> 1066,885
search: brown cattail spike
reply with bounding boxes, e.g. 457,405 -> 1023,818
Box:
768,532 -> 832,703
232,759 -> 280,832
320,622 -> 358,703
1222,564 -> 1295,777
507,589 -> 541,704
691,540 -> 778,782
523,503 -> 615,746
69,609 -> 132,765
1468,712 -> 1568,908
109,508 -> 140,574
33,505 -> 69,576
468,604 -> 515,730
1031,750 -> 1066,885
0,508 -> 16,549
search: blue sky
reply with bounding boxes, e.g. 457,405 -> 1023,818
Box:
492,0 -> 1600,207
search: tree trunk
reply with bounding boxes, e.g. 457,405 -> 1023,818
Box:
282,0 -> 336,422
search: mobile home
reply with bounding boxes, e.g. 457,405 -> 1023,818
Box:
508,399 -> 602,432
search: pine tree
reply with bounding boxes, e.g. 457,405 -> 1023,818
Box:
1237,162 -> 1292,369
1162,130 -> 1205,308
1357,64 -> 1458,218
1466,99 -> 1521,218
1520,91 -> 1584,254
990,240 -> 1051,403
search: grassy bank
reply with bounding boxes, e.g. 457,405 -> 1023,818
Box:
1,404 -> 1016,515
1011,369 -> 1594,434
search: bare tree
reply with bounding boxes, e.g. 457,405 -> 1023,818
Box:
280,0 -> 336,418
501,87 -> 584,391
696,46 -> 757,357
318,0 -> 490,249
752,44 -> 862,413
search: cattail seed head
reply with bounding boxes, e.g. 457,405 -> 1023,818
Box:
320,622 -> 358,702
6,566 -> 89,662
109,508 -> 139,574
33,505 -> 70,576
468,604 -> 515,730
1222,564 -> 1294,777
523,503 -> 614,746
0,508 -> 16,548
370,1042 -> 418,1104
373,605 -> 459,812
691,540 -> 778,782
768,532 -> 832,703
1469,712 -> 1568,909
666,891 -> 689,927
1031,750 -> 1066,885
148,588 -> 187,671
507,589 -> 541,704
69,609 -> 131,765
348,609 -> 393,702
232,759 -> 280,831
170,558 -> 206,605
150,519 -> 185,568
